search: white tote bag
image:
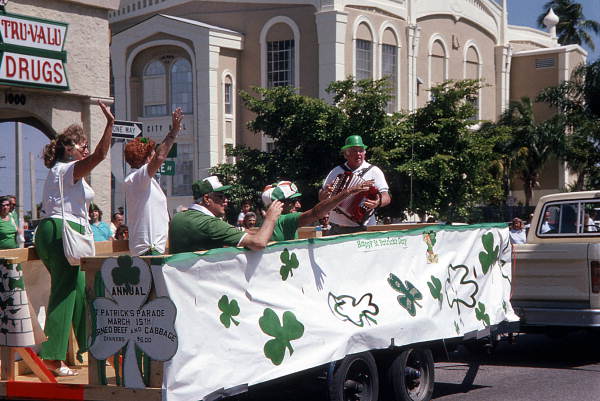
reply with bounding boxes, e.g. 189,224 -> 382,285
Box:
59,171 -> 95,266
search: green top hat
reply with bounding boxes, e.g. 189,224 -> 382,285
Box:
341,135 -> 368,151
192,176 -> 231,199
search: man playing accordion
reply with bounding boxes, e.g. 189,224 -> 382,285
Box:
319,135 -> 391,235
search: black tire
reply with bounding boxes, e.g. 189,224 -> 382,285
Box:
328,352 -> 379,401
386,348 -> 434,401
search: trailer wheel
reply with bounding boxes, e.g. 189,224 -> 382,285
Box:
328,352 -> 379,401
386,348 -> 434,401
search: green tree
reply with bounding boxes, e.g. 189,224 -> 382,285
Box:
495,97 -> 565,206
537,0 -> 600,50
371,80 -> 505,220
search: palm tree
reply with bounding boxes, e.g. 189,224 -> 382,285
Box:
537,60 -> 600,190
537,0 -> 600,51
498,98 -> 565,206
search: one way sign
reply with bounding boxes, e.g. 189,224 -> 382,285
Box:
113,120 -> 143,139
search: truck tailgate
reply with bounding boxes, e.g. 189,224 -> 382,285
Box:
512,243 -> 589,304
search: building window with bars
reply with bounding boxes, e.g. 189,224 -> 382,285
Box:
171,58 -> 193,113
382,43 -> 398,113
356,39 -> 373,80
267,40 -> 295,88
224,79 -> 233,115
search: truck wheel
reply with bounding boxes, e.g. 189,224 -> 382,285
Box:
386,348 -> 434,401
328,352 -> 379,401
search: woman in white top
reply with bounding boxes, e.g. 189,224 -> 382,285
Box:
123,108 -> 182,255
35,101 -> 114,376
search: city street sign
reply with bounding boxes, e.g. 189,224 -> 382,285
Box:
113,120 -> 143,139
160,160 -> 175,176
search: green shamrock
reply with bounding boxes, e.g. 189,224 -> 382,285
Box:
444,264 -> 479,314
8,276 -> 24,291
427,275 -> 443,303
279,249 -> 299,281
388,273 -> 422,317
479,233 -> 499,274
218,295 -> 240,328
111,255 -> 141,291
475,302 -> 490,326
328,292 -> 379,327
259,308 -> 304,366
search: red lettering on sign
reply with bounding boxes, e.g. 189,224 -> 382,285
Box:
9,21 -> 18,40
0,20 -> 10,38
31,59 -> 41,81
18,57 -> 29,80
53,63 -> 64,84
5,55 -> 16,78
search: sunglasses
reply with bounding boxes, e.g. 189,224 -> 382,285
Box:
75,143 -> 89,151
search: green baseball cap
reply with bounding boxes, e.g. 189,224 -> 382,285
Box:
192,176 -> 231,199
341,135 -> 368,151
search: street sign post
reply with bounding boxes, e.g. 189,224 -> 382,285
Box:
160,160 -> 175,176
113,120 -> 143,139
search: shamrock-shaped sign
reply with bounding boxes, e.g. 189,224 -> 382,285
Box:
259,308 -> 304,366
218,295 -> 240,328
90,256 -> 178,388
280,249 -> 299,281
388,273 -> 422,317
423,232 -> 438,263
444,264 -> 479,314
479,233 -> 499,274
475,302 -> 490,326
328,292 -> 379,327
427,275 -> 443,304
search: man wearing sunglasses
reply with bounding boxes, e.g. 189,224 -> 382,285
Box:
262,180 -> 371,242
169,176 -> 283,253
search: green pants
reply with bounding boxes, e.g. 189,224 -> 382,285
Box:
34,218 -> 87,361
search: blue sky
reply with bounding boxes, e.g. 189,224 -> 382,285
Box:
1,1 -> 600,213
505,0 -> 600,61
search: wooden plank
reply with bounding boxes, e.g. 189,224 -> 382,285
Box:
0,347 -> 16,381
83,384 -> 161,401
17,347 -> 56,383
0,248 -> 38,263
366,223 -> 440,232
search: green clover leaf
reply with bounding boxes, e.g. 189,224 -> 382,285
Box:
444,264 -> 479,314
328,292 -> 379,327
475,302 -> 490,326
218,295 -> 240,328
479,233 -> 499,274
111,255 -> 141,291
388,273 -> 422,317
280,249 -> 299,281
427,275 -> 443,303
259,308 -> 304,365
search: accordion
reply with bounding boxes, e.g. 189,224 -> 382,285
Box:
329,171 -> 380,225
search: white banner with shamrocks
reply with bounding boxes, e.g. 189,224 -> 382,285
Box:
158,224 -> 518,401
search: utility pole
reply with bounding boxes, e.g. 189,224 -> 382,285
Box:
29,152 -> 37,220
15,123 -> 24,244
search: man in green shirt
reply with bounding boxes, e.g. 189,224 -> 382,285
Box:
169,176 -> 282,253
262,180 -> 371,242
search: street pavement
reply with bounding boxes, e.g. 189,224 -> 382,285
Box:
433,330 -> 600,400
231,330 -> 600,401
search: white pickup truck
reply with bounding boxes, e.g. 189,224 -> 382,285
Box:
512,191 -> 600,332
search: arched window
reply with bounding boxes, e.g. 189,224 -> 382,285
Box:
224,74 -> 233,116
465,44 -> 481,120
171,58 -> 193,113
429,40 -> 447,88
266,22 -> 295,88
355,22 -> 373,80
143,60 -> 166,117
381,28 -> 398,113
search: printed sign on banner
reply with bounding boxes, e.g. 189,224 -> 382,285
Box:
158,224 -> 518,401
89,255 -> 178,389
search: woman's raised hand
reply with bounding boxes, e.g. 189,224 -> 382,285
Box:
98,100 -> 115,124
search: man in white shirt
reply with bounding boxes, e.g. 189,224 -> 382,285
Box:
319,135 -> 391,235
